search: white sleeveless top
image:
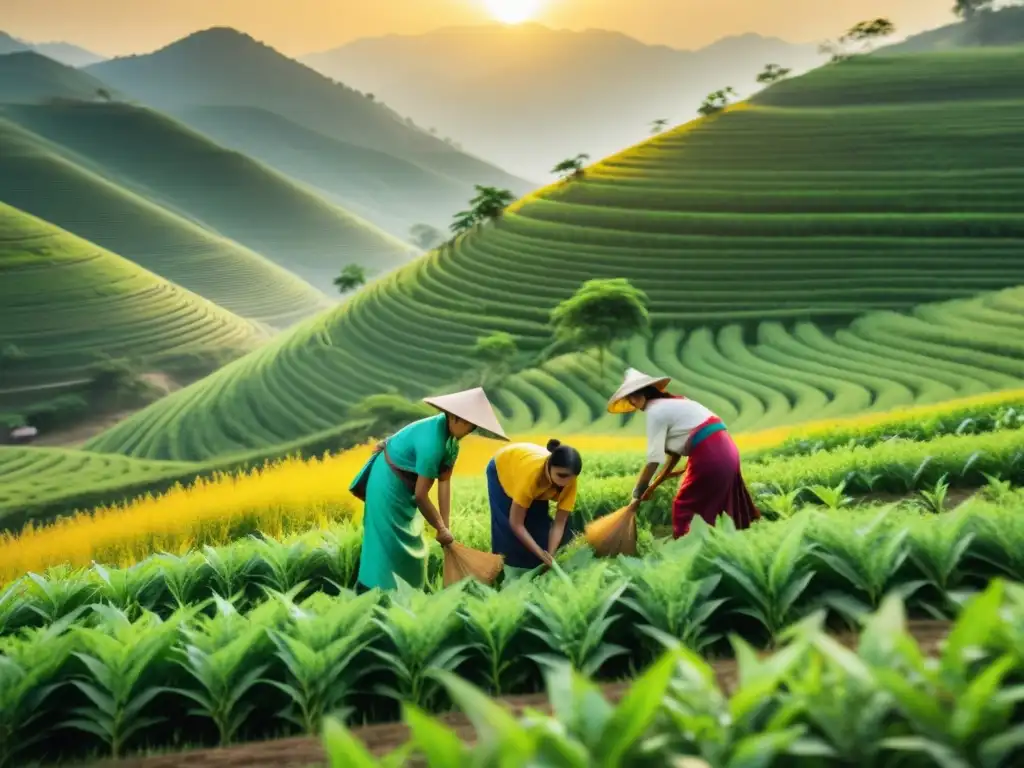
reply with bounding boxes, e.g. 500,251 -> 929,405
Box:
645,398 -> 716,463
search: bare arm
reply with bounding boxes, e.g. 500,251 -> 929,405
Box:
509,502 -> 552,565
437,474 -> 452,528
414,475 -> 453,545
547,509 -> 570,555
642,454 -> 683,500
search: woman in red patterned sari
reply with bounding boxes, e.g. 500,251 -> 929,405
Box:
608,369 -> 759,538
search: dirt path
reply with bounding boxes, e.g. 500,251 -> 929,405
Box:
96,620 -> 951,768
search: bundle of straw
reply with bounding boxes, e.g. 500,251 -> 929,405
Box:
585,506 -> 637,558
443,542 -> 504,587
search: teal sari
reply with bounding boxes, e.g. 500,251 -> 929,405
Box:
349,413 -> 459,590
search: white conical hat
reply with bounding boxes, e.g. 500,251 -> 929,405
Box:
423,387 -> 509,440
606,368 -> 672,414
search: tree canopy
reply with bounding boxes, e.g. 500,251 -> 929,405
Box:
550,279 -> 650,376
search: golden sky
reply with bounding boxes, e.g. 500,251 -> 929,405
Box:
6,0 -> 955,56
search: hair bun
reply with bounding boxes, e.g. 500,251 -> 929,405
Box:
546,438 -> 561,452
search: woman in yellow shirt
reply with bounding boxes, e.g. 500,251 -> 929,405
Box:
487,439 -> 583,576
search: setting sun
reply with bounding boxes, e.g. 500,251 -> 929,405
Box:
483,0 -> 543,24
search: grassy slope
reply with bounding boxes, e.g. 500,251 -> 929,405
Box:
0,50 -> 115,102
0,202 -> 264,393
0,116 -> 332,328
1,102 -> 416,291
882,7 -> 1024,54
85,28 -> 535,195
175,105 -> 475,237
85,47 -> 1024,460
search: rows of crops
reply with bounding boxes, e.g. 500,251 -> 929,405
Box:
6,419 -> 1023,586
87,283 -> 1024,461
0,115 -> 334,329
1,102 -> 417,293
0,203 -> 265,394
84,47 -> 1024,462
2,387 -> 1019,541
1,493 -> 1021,763
323,581 -> 1023,766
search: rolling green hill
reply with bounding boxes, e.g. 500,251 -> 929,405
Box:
882,6 -> 1024,54
0,116 -> 333,328
175,105 -> 478,238
0,202 -> 264,401
0,102 -> 417,290
86,47 -> 1024,460
0,50 -> 115,103
85,28 -> 536,196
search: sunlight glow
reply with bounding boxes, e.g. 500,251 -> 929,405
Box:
483,0 -> 543,24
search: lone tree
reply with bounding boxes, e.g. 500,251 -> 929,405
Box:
650,119 -> 669,134
472,332 -> 518,387
469,185 -> 516,222
409,223 -> 445,250
698,87 -> 737,117
550,278 -> 650,377
95,88 -> 113,102
820,18 -> 896,62
756,63 -> 792,85
551,153 -> 590,181
449,186 -> 516,238
954,0 -> 1000,18
334,264 -> 366,295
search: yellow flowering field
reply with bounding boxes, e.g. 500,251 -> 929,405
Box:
1,388 -> 1020,583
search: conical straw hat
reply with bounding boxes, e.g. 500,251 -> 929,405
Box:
423,387 -> 509,440
606,368 -> 671,414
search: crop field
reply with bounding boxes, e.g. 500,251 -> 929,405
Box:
1,103 -> 417,292
0,203 -> 264,396
83,47 -> 1024,462
5,388 -> 1023,582
1,488 -> 1022,764
0,117 -> 333,329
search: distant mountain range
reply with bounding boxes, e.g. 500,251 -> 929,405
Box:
85,27 -> 535,235
302,24 -> 827,180
0,30 -> 105,67
882,5 -> 1024,53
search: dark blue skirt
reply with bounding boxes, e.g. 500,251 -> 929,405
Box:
487,459 -> 575,569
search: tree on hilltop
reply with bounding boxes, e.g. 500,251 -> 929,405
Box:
95,88 -> 113,102
334,263 -> 366,295
698,87 -> 737,117
820,18 -> 896,62
473,332 -> 518,387
756,63 -> 792,85
953,0 -> 999,19
470,185 -> 516,222
552,153 -> 590,181
409,223 -> 445,250
450,210 -> 478,238
650,119 -> 669,134
550,279 -> 650,378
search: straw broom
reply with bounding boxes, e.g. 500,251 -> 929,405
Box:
443,541 -> 504,587
585,504 -> 638,558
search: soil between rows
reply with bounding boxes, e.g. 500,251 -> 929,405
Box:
93,620 -> 952,768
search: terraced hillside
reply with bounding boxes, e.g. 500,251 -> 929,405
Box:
0,117 -> 332,328
87,48 -> 1024,461
1,102 -> 417,289
0,50 -> 115,103
0,203 -> 263,401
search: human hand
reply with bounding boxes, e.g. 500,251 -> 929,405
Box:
640,484 -> 658,502
626,499 -> 641,514
540,551 -> 554,568
437,527 -> 455,548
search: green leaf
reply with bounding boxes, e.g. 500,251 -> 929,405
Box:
322,716 -> 378,768
978,723 -> 1024,768
595,650 -> 677,767
882,736 -> 973,768
727,726 -> 806,768
403,704 -> 465,768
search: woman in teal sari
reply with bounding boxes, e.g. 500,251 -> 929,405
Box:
349,387 -> 508,591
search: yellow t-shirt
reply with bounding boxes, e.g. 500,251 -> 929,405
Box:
493,442 -> 578,513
